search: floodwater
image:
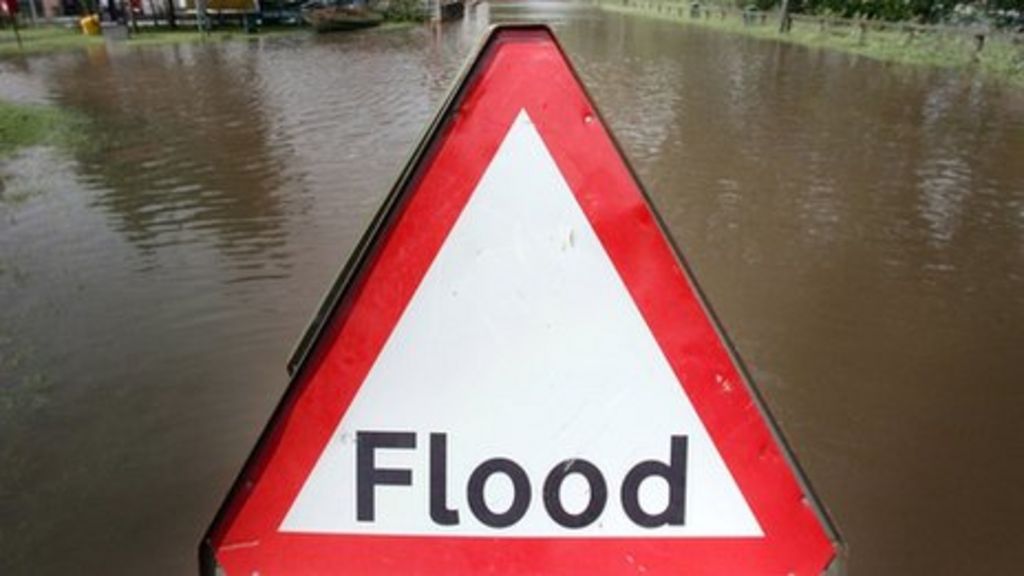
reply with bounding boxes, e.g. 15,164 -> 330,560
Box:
1,3 -> 1022,574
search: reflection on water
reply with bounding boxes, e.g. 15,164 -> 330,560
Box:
1,4 -> 1023,575
50,44 -> 292,277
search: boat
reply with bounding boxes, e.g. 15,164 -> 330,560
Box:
301,0 -> 384,32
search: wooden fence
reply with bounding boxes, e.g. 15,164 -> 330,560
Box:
607,0 -> 1024,56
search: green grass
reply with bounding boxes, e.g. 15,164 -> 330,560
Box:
0,23 -> 309,57
124,24 -> 310,46
0,18 -> 430,58
0,25 -> 105,56
0,99 -> 87,157
601,2 -> 1024,87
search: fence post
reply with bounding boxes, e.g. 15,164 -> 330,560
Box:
11,14 -> 23,50
903,25 -> 915,45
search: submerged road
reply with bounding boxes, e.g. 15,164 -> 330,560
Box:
1,3 -> 1023,574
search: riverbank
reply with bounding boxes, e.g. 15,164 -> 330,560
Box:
0,21 -> 428,58
0,24 -> 309,58
0,26 -> 104,56
600,1 -> 1024,87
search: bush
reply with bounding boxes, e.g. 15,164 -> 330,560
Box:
381,0 -> 426,21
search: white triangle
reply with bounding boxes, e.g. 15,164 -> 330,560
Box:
281,111 -> 762,538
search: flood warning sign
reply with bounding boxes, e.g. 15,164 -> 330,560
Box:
202,25 -> 839,576
280,113 -> 760,538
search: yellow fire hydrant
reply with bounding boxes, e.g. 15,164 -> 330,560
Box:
79,14 -> 101,36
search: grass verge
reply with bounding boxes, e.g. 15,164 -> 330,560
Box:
0,99 -> 87,157
0,25 -> 104,57
0,24 -> 308,58
601,2 -> 1024,88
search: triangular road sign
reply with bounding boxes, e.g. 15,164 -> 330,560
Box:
202,25 -> 842,575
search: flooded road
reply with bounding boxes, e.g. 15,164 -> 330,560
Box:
2,3 -> 1023,574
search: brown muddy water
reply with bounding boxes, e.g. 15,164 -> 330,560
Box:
1,3 -> 1023,574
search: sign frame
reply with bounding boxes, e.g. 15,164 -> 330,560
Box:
200,23 -> 845,575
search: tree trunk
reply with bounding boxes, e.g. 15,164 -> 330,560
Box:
778,0 -> 791,33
